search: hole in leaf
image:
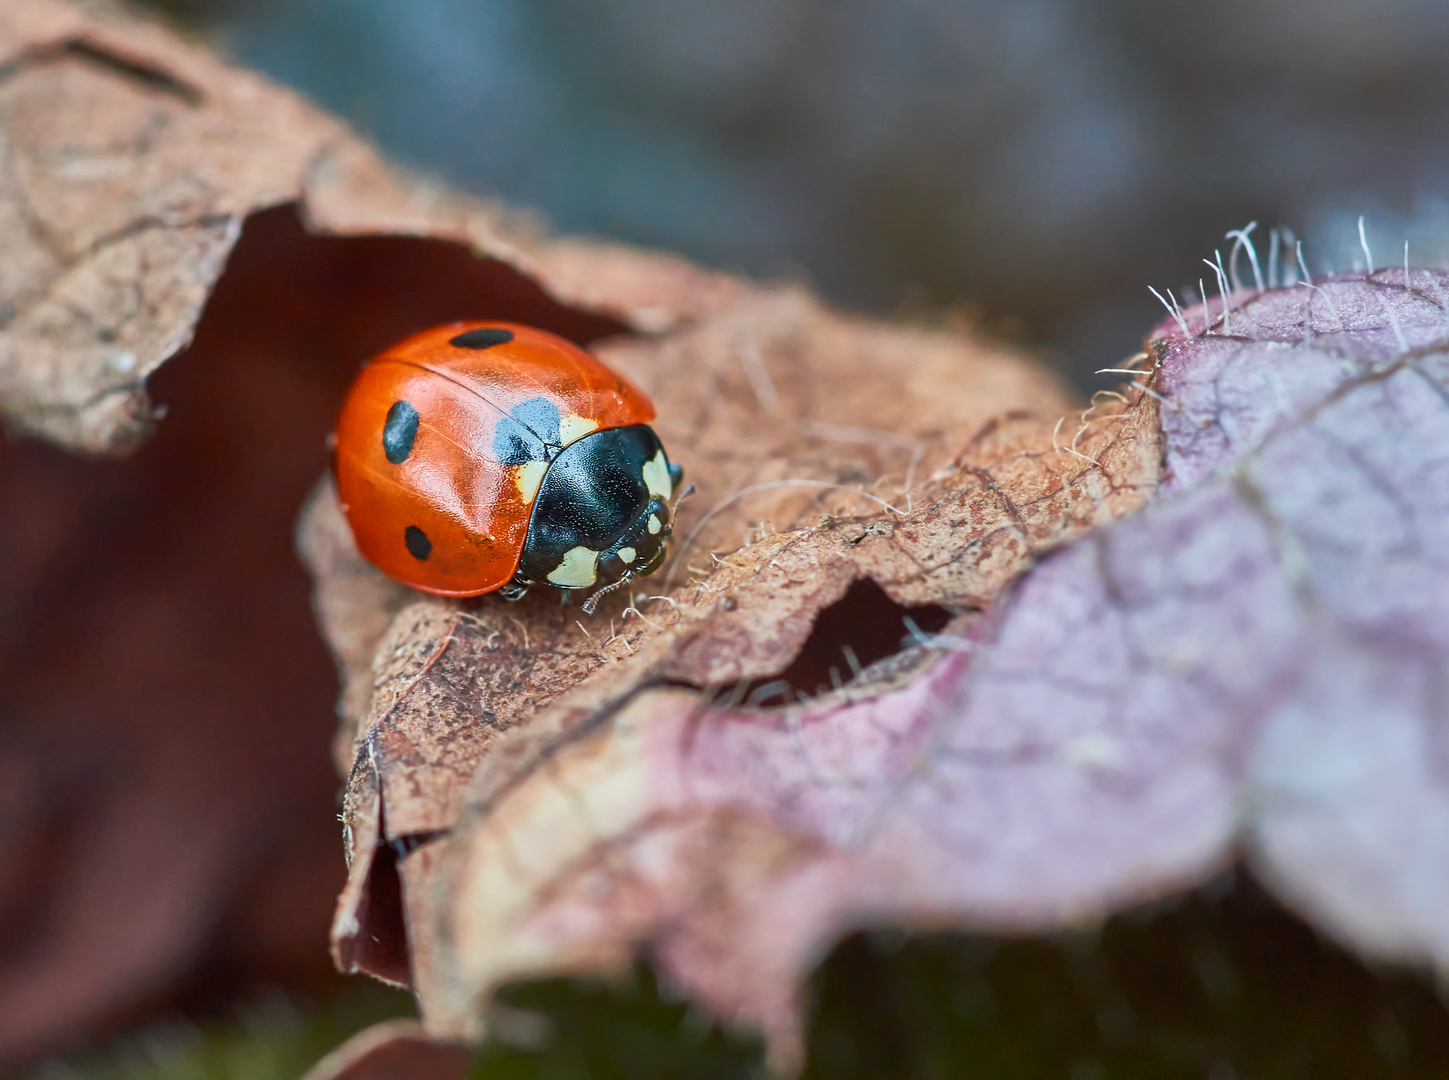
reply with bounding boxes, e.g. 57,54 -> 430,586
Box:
734,578 -> 951,708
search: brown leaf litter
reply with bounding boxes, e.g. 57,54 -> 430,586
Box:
8,1 -> 1448,1076
302,272 -> 1160,1068
311,267 -> 1449,1070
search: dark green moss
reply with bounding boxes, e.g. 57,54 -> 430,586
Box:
472,874 -> 1449,1080
474,965 -> 763,1080
44,874 -> 1449,1080
33,983 -> 412,1080
801,876 -> 1449,1080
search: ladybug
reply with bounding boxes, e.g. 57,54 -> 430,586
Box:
333,322 -> 682,601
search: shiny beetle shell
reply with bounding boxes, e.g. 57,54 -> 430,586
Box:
333,321 -> 680,598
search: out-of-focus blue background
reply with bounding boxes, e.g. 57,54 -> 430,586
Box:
154,0 -> 1449,386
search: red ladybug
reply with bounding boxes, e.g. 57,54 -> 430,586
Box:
333,322 -> 681,599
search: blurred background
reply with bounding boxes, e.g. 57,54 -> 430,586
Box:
149,0 -> 1449,387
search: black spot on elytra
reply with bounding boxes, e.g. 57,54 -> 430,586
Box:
450,327 -> 515,349
493,396 -> 562,465
382,400 -> 420,464
404,525 -> 432,561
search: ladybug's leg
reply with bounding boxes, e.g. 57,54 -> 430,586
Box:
582,570 -> 633,616
498,578 -> 530,602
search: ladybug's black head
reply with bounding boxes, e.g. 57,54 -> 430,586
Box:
516,425 -> 680,593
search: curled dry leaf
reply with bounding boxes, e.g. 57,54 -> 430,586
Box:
304,290 -> 1160,1057
6,0 -> 1447,1073
0,0 -> 737,458
305,269 -> 1449,1069
0,0 -> 1113,1066
0,0 -> 727,1067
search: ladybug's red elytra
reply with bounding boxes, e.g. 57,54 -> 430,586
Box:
332,322 -> 681,600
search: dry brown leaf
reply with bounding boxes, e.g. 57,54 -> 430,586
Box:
335,270 -> 1447,1073
11,3 -> 1447,1077
0,0 -> 734,1066
2,0 -> 1157,1067
303,292 -> 1159,1062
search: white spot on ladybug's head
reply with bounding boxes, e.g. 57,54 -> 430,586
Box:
515,459 -> 549,503
642,450 -> 673,501
617,547 -> 637,564
557,414 -> 600,446
647,514 -> 662,535
546,545 -> 601,588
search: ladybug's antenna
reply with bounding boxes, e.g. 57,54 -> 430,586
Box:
582,570 -> 633,616
670,482 -> 697,521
